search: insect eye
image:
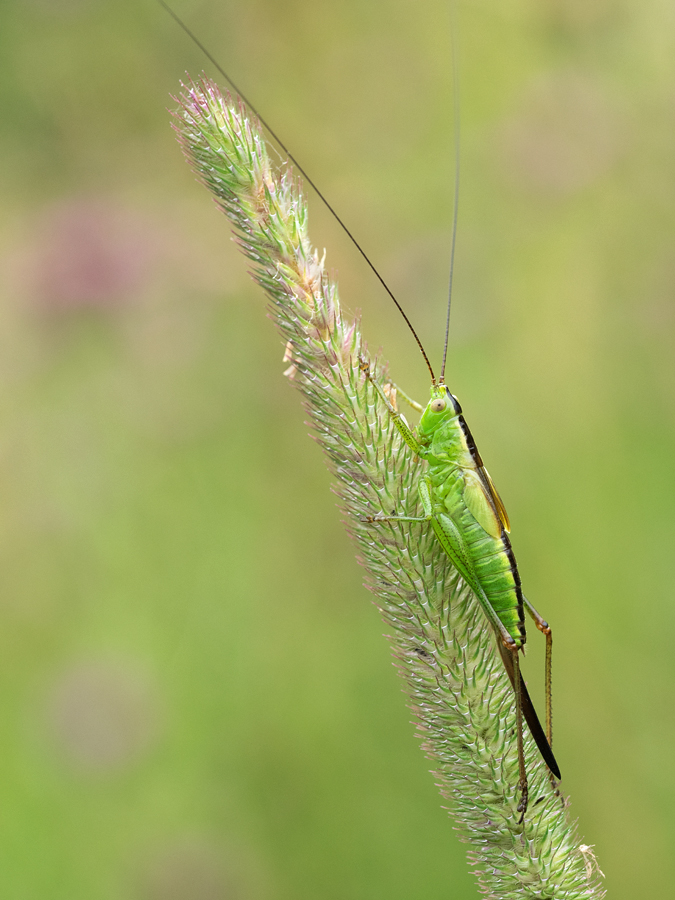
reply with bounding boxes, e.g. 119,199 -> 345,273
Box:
430,398 -> 446,413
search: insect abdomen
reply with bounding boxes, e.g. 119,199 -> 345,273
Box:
439,480 -> 525,647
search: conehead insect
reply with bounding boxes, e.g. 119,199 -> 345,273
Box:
358,365 -> 560,819
161,0 -> 561,822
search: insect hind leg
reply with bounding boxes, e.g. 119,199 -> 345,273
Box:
523,596 -> 565,807
523,596 -> 553,748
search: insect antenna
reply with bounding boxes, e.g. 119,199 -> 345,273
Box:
158,0 -> 437,384
440,4 -> 460,385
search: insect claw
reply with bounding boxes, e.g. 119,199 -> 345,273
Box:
517,781 -> 529,823
363,512 -> 390,524
382,382 -> 398,411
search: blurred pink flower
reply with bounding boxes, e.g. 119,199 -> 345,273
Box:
47,658 -> 162,773
28,197 -> 159,310
138,838 -> 236,900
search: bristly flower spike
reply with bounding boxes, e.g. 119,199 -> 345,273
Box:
171,78 -> 605,900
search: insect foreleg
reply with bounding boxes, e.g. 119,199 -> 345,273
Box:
359,359 -> 422,455
386,382 -> 424,412
523,596 -> 553,749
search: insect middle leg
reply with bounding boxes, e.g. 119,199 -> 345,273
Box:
365,478 -> 433,524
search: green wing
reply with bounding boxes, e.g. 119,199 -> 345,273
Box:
462,466 -> 511,537
480,466 -> 511,533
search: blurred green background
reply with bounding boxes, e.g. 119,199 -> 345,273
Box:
0,0 -> 673,896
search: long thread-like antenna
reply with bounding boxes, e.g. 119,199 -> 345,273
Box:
158,0 -> 437,383
440,2 -> 460,384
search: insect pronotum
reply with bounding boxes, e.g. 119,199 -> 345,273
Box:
161,0 -> 561,822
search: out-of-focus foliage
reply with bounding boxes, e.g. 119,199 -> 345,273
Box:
0,1 -> 672,898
